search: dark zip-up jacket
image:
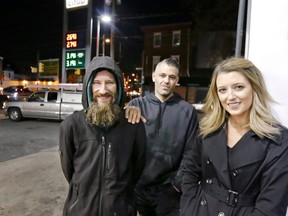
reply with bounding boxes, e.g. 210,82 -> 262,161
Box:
129,92 -> 198,190
60,110 -> 146,216
59,56 -> 146,216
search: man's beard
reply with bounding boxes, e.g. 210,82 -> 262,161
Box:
86,93 -> 121,128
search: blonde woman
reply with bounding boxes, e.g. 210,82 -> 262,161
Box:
180,57 -> 288,216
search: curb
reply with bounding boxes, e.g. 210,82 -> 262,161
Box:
0,111 -> 7,120
0,114 -> 6,119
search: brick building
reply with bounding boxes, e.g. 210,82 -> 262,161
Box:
140,22 -> 236,103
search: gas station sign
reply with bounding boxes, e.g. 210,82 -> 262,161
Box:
62,0 -> 91,82
66,31 -> 86,49
65,50 -> 86,69
66,0 -> 88,9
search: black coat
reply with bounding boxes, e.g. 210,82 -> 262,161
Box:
59,110 -> 146,216
181,126 -> 288,216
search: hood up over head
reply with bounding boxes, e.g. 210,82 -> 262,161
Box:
82,56 -> 125,109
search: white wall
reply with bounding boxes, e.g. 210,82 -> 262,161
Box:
245,0 -> 288,127
246,2 -> 288,214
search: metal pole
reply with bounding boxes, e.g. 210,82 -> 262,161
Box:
102,34 -> 105,56
96,18 -> 100,57
110,0 -> 115,59
37,50 -> 40,82
85,0 -> 93,68
235,0 -> 246,57
61,2 -> 67,83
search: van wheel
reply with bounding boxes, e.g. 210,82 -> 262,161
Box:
9,108 -> 23,121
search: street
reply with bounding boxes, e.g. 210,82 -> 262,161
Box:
0,116 -> 60,162
0,111 -> 67,216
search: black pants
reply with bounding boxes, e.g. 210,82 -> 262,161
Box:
136,184 -> 181,216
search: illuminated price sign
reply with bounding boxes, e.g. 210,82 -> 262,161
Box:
65,50 -> 86,69
66,31 -> 85,49
66,33 -> 78,49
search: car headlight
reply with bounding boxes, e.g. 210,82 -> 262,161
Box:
2,101 -> 7,109
13,92 -> 18,98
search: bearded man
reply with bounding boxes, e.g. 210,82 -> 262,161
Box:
59,56 -> 146,216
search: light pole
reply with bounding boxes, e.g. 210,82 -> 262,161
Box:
96,15 -> 111,57
96,18 -> 100,57
102,35 -> 111,56
110,0 -> 116,59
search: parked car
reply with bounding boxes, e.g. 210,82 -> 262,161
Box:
0,94 -> 9,109
2,85 -> 32,101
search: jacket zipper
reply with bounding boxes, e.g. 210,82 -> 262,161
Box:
107,143 -> 112,172
99,135 -> 106,216
108,143 -> 118,216
68,185 -> 79,213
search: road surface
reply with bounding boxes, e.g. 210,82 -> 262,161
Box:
0,111 -> 67,216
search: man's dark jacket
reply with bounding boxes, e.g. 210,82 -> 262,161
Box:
129,92 -> 198,190
59,56 -> 146,216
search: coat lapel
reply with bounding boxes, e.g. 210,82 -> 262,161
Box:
227,130 -> 267,170
203,128 -> 232,188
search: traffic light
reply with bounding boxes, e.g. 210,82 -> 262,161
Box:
38,62 -> 44,73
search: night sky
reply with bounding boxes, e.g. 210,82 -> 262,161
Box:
0,0 -> 63,73
0,0 -> 238,74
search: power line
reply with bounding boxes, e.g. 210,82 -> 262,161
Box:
117,12 -> 193,20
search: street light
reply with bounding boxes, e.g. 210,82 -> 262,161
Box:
96,15 -> 112,57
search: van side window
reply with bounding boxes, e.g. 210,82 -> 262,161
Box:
48,92 -> 57,102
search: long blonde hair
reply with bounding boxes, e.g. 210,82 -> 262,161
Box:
200,57 -> 280,139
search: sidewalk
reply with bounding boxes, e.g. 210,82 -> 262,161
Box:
0,109 -> 6,120
0,146 -> 68,216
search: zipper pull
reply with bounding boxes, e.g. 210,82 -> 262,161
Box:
107,143 -> 112,171
101,135 -> 105,146
108,143 -> 112,154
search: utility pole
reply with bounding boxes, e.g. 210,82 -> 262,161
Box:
235,0 -> 246,57
102,34 -> 106,56
37,50 -> 40,83
110,0 -> 116,59
85,0 -> 93,67
0,57 -> 4,82
96,17 -> 101,57
105,0 -> 121,60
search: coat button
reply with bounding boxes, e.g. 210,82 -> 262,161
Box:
232,170 -> 239,177
200,200 -> 207,206
206,178 -> 213,184
218,212 -> 225,216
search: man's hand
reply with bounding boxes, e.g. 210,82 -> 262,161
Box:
124,106 -> 146,124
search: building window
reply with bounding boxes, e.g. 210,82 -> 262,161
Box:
172,31 -> 181,46
152,56 -> 161,71
171,55 -> 180,64
153,33 -> 161,47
